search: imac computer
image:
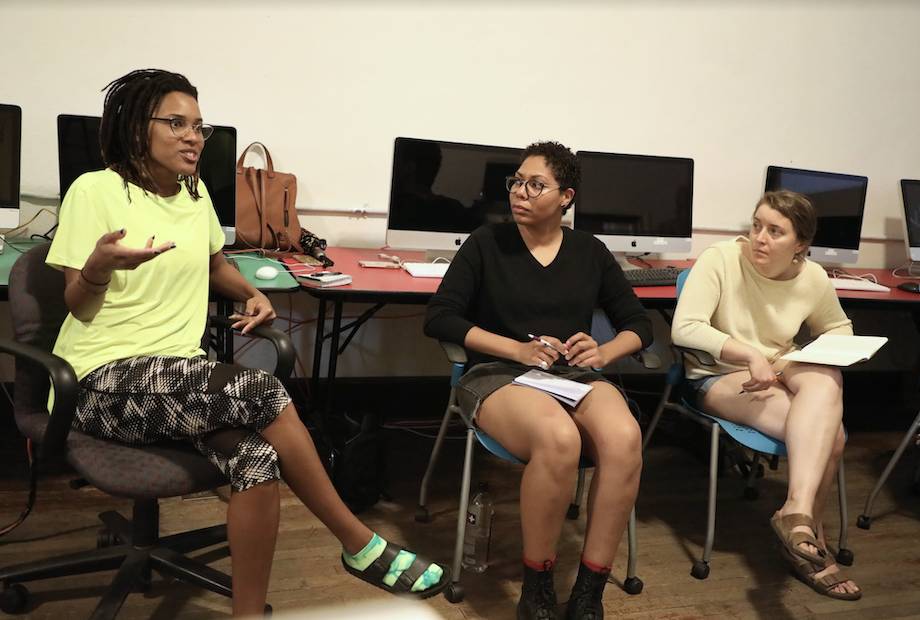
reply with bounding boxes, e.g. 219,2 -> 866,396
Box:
386,137 -> 522,251
57,115 -> 237,245
901,179 -> 920,262
573,151 -> 694,259
0,104 -> 22,229
764,166 -> 868,264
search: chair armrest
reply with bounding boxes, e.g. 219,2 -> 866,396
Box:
438,341 -> 468,365
633,350 -> 661,369
209,316 -> 295,379
0,339 -> 79,462
673,345 -> 716,367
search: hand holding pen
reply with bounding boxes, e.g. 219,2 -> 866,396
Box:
525,333 -> 567,370
739,345 -> 795,394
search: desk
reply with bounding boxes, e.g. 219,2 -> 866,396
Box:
300,250 -> 920,436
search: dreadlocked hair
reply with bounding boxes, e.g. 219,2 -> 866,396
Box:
99,69 -> 202,200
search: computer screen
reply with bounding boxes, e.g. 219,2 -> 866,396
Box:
573,151 -> 693,254
386,137 -> 522,250
57,114 -> 104,200
198,125 -> 237,245
764,166 -> 868,264
0,104 -> 22,229
901,179 -> 920,262
57,115 -> 236,245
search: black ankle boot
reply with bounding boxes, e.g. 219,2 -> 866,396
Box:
564,562 -> 609,620
517,562 -> 558,620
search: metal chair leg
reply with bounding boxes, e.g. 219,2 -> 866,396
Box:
743,451 -> 761,500
858,409 -> 920,529
445,428 -> 476,603
417,391 -> 458,522
835,460 -> 853,565
567,468 -> 586,520
692,422 -> 720,580
623,507 -> 643,594
642,383 -> 673,451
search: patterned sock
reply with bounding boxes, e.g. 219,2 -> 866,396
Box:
343,533 -> 444,593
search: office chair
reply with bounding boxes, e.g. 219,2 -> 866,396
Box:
857,408 -> 920,529
643,268 -> 852,579
0,244 -> 294,618
416,316 -> 647,603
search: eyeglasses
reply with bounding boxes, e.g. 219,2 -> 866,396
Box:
505,176 -> 561,199
150,117 -> 215,140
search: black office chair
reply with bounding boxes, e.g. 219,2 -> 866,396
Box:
0,243 -> 294,618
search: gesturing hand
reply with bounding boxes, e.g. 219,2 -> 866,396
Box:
516,335 -> 566,370
564,332 -> 606,369
83,229 -> 175,280
230,294 -> 276,335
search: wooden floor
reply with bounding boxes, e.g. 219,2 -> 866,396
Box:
1,427 -> 919,619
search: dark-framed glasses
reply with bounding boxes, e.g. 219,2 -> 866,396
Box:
505,176 -> 561,199
150,117 -> 215,140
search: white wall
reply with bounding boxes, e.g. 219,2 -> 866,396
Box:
3,1 -> 919,378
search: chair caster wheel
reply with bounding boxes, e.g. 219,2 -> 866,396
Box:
97,529 -> 117,548
743,487 -> 759,500
0,583 -> 30,614
414,506 -> 430,523
566,504 -> 580,520
836,548 -> 854,566
856,515 -> 872,530
690,561 -> 710,580
264,603 -> 273,616
445,583 -> 465,603
623,576 -> 643,595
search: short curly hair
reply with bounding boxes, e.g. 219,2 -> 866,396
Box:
521,141 -> 579,213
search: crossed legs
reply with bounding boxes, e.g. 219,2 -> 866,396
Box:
476,382 -> 641,568
701,363 -> 859,596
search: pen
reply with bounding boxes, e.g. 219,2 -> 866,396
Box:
527,333 -> 566,355
738,371 -> 784,394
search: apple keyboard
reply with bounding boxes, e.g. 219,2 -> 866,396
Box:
830,278 -> 890,293
402,262 -> 450,278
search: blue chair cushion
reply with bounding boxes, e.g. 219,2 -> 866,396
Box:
680,398 -> 788,456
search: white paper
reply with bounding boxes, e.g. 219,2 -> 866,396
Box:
512,369 -> 594,407
780,334 -> 888,366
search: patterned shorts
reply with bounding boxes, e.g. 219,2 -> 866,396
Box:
74,356 -> 292,492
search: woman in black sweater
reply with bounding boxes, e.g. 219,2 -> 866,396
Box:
425,141 -> 652,620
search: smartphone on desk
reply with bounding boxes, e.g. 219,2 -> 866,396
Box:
358,260 -> 401,269
299,271 -> 352,287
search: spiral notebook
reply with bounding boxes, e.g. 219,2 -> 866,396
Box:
512,369 -> 594,407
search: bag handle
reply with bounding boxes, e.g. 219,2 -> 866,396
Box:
236,142 -> 275,178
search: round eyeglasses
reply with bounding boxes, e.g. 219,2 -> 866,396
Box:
505,176 -> 561,199
150,117 -> 215,140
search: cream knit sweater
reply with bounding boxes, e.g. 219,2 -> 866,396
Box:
672,238 -> 853,379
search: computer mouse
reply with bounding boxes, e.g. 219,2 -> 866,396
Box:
897,281 -> 920,294
254,265 -> 280,280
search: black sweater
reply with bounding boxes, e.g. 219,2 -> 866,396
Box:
424,223 -> 654,366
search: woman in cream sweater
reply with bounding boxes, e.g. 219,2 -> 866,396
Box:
671,190 -> 861,600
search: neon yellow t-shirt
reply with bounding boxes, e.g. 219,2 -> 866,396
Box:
47,169 -> 225,382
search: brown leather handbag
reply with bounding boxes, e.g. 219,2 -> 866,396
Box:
235,142 -> 301,252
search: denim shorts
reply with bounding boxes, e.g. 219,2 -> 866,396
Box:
683,374 -> 724,409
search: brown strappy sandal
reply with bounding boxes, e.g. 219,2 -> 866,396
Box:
779,545 -> 862,601
770,512 -> 826,564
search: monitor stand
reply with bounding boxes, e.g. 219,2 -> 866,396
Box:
0,208 -> 20,231
424,248 -> 458,263
614,252 -> 643,271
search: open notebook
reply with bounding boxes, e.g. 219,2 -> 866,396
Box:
513,369 -> 594,407
780,334 -> 888,366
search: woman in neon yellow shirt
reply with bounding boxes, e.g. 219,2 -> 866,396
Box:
48,69 -> 446,616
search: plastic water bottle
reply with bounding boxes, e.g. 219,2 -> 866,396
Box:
462,482 -> 494,573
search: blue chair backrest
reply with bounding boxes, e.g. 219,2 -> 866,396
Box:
675,268 -> 691,298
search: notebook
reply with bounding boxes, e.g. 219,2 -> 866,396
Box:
403,262 -> 450,278
780,334 -> 888,366
512,369 -> 594,407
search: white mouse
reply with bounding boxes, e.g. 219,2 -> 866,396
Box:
254,265 -> 280,280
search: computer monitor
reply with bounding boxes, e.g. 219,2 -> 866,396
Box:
57,115 -> 236,245
764,166 -> 868,264
198,124 -> 237,245
0,104 -> 22,229
573,151 -> 694,256
901,179 -> 920,262
386,137 -> 522,250
57,114 -> 104,200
